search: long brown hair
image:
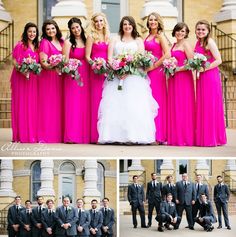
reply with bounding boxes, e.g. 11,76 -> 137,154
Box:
21,22 -> 39,49
119,16 -> 140,40
41,19 -> 63,42
195,20 -> 211,49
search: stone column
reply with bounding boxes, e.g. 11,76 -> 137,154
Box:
51,0 -> 87,37
195,159 -> 210,180
224,159 -> 236,190
128,159 -> 145,185
37,160 -> 55,201
0,159 -> 16,209
83,160 -> 101,209
160,159 -> 174,182
140,0 -> 178,42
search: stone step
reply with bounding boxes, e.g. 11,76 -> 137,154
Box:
228,119 -> 236,128
0,110 -> 11,119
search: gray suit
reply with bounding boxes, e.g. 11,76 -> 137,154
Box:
41,209 -> 56,237
89,209 -> 103,237
127,184 -> 146,227
193,183 -> 209,224
55,206 -> 78,237
176,181 -> 196,228
214,183 -> 230,227
162,184 -> 176,203
18,209 -> 32,237
31,206 -> 45,237
76,209 -> 91,237
100,208 -> 115,237
7,205 -> 25,237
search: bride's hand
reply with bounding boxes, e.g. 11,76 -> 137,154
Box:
119,75 -> 127,80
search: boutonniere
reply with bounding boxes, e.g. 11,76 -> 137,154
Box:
170,203 -> 175,207
68,206 -> 72,212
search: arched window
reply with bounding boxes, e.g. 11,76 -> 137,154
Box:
97,162 -> 105,199
31,161 -> 41,201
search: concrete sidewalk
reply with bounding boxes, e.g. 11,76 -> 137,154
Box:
120,214 -> 236,237
1,128 -> 236,157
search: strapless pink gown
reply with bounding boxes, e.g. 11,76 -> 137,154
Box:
64,47 -> 90,143
167,45 -> 195,146
195,40 -> 227,146
11,42 -> 39,143
90,42 -> 108,143
38,38 -> 64,143
144,37 -> 167,143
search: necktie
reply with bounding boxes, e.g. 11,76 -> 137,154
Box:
136,184 -> 138,192
49,210 -> 52,216
197,184 -> 200,196
93,210 -> 96,220
39,206 -> 42,216
152,181 -> 155,187
78,209 -> 81,222
105,208 -> 108,217
16,206 -> 19,214
65,207 -> 68,216
168,203 -> 171,213
184,182 -> 187,189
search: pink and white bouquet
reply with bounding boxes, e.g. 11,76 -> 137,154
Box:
134,51 -> 157,70
62,58 -> 83,86
163,57 -> 178,79
48,54 -> 65,75
89,57 -> 107,75
184,53 -> 210,79
16,55 -> 42,79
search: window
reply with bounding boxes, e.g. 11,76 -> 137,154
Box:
97,162 -> 105,199
206,160 -> 212,176
31,161 -> 41,201
120,159 -> 132,173
155,160 -> 163,174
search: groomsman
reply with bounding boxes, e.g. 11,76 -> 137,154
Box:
127,175 -> 147,228
213,175 -> 231,230
156,193 -> 181,231
146,172 -> 162,227
18,200 -> 32,237
162,175 -> 176,203
31,196 -> 45,237
194,194 -> 216,232
192,174 -> 209,225
76,198 -> 91,237
41,199 -> 56,237
100,198 -> 115,237
7,195 -> 25,237
176,173 -> 196,230
55,196 -> 78,237
89,199 -> 103,237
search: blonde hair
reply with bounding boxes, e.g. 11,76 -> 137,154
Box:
147,12 -> 164,33
90,12 -> 110,42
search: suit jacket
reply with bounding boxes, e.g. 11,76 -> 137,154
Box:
31,206 -> 45,226
55,206 -> 78,236
199,201 -> 217,223
146,180 -> 162,203
18,209 -> 32,237
195,183 -> 209,201
214,183 -> 230,204
176,181 -> 196,205
41,209 -> 56,236
162,184 -> 176,202
7,205 -> 25,230
128,184 -> 145,207
76,209 -> 91,236
160,201 -> 178,218
100,208 -> 115,234
89,209 -> 103,236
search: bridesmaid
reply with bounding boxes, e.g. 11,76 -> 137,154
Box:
167,22 -> 195,146
85,12 -> 110,143
194,20 -> 227,146
11,22 -> 39,143
63,17 -> 90,143
144,12 -> 170,144
38,20 -> 64,143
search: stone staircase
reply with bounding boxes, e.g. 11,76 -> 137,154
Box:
226,79 -> 236,128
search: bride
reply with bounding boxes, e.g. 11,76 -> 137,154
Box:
98,16 -> 158,144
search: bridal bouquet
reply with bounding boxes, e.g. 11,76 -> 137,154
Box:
16,55 -> 42,79
184,53 -> 210,79
163,57 -> 178,79
48,54 -> 65,75
134,51 -> 157,70
90,57 -> 108,75
62,58 -> 83,86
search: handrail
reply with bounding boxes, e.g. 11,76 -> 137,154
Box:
222,171 -> 236,192
0,200 -> 14,234
0,21 -> 14,63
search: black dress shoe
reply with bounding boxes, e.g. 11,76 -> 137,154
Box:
134,225 -> 137,228
227,226 -> 231,230
158,226 -> 164,232
189,227 -> 194,230
147,223 -> 151,227
217,225 -> 222,229
141,225 -> 148,228
185,226 -> 189,228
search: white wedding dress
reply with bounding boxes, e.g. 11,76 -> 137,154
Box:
98,40 -> 158,144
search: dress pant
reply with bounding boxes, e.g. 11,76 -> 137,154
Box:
101,233 -> 112,237
194,216 -> 213,229
147,200 -> 161,226
192,200 -> 200,225
131,203 -> 146,227
177,203 -> 193,228
8,228 -> 20,237
156,214 -> 181,228
215,200 -> 230,227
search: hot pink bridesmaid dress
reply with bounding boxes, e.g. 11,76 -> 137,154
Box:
38,38 -> 64,143
11,42 -> 39,143
167,44 -> 195,146
64,47 -> 90,143
195,40 -> 227,146
144,37 -> 167,143
90,42 -> 108,143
